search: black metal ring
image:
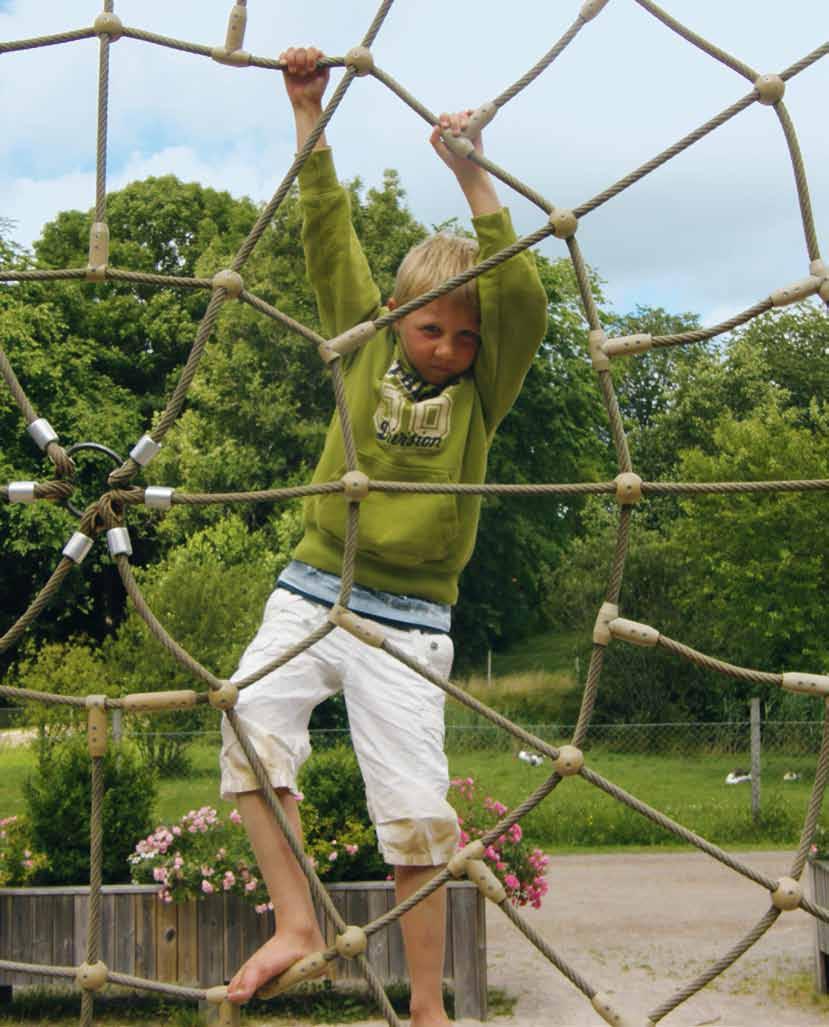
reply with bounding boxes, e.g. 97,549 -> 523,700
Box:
65,442 -> 124,518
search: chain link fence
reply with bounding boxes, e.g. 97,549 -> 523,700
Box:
3,707 -> 822,757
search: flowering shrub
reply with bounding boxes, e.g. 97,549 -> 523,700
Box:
808,822 -> 828,861
449,777 -> 550,909
0,815 -> 49,886
129,802 -> 385,912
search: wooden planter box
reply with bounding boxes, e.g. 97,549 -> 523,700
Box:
810,860 -> 829,994
0,880 -> 487,1019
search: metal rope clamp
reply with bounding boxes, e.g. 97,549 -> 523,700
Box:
64,441 -> 125,518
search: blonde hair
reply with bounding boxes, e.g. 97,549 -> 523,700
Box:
392,233 -> 480,315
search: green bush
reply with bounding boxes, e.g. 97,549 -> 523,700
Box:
23,733 -> 156,885
298,745 -> 387,882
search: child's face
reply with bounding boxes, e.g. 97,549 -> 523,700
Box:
393,294 -> 481,386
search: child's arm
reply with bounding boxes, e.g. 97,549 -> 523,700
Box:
281,46 -> 330,153
430,110 -> 501,218
281,47 -> 381,339
431,112 -> 547,433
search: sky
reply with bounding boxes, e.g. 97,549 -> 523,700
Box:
0,0 -> 826,324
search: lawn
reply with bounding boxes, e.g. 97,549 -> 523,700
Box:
1,732 -> 820,854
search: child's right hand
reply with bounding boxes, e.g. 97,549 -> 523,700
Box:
281,46 -> 329,111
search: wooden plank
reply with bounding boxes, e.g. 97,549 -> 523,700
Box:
385,885 -> 407,983
155,897 -> 178,983
366,888 -> 390,983
197,894 -> 225,988
133,893 -> 157,982
100,892 -> 116,968
450,884 -> 487,1021
239,897 -> 261,966
224,894 -> 242,985
31,895 -> 53,977
0,895 -> 11,986
52,893 -> 75,970
443,884 -> 454,980
10,893 -> 34,987
114,893 -> 135,976
327,887 -> 349,981
810,862 -> 829,994
178,899 -> 199,986
74,895 -> 88,968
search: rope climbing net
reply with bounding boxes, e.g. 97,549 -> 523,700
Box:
1,2 -> 829,1025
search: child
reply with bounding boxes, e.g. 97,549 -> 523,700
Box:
222,46 -> 548,1024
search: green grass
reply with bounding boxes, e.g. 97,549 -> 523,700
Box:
0,982 -> 516,1025
1,738 -> 819,852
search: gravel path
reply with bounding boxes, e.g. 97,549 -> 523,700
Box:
318,850 -> 826,1027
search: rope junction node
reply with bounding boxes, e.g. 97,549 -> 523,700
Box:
1,2 -> 828,1025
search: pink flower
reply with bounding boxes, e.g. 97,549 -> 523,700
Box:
504,874 -> 520,890
329,851 -> 338,862
153,866 -> 168,883
254,903 -> 268,914
245,879 -> 258,893
223,871 -> 236,890
484,846 -> 499,862
229,809 -> 242,825
201,880 -> 214,894
508,823 -> 523,843
345,844 -> 358,855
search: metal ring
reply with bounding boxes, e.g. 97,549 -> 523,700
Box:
64,442 -> 124,519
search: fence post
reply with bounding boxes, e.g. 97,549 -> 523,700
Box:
111,709 -> 122,744
486,650 -> 492,686
750,698 -> 761,820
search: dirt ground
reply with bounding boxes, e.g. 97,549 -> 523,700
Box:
345,850 -> 826,1027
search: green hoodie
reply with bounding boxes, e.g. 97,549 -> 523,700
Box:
293,149 -> 548,605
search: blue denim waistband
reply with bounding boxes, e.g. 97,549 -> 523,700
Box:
277,560 -> 451,633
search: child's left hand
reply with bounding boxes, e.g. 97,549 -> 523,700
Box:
430,110 -> 484,181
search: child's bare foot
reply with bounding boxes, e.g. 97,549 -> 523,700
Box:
226,925 -> 326,1004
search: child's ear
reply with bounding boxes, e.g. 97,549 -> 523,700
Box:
386,297 -> 397,311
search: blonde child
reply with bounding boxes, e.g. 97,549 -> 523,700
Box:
222,47 -> 547,1026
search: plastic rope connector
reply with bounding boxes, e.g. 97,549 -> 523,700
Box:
553,744 -> 584,776
122,690 -> 198,712
447,839 -> 486,878
205,986 -> 228,1005
257,951 -> 328,999
208,682 -> 239,711
130,434 -> 161,467
93,13 -> 123,41
86,695 -> 108,757
771,876 -> 802,911
592,992 -> 653,1027
549,208 -> 578,239
465,101 -> 497,137
212,269 -> 244,298
76,960 -> 108,991
615,472 -> 642,505
86,222 -> 109,282
466,859 -> 507,903
224,3 -> 247,52
342,471 -> 370,500
754,74 -> 785,106
781,672 -> 829,698
580,0 -> 611,22
144,486 -> 174,510
588,329 -> 610,371
327,322 -> 377,357
593,601 -> 619,646
336,925 -> 368,958
27,418 -> 58,451
603,333 -> 653,358
770,276 -> 821,307
9,481 -> 37,503
211,46 -> 251,67
106,526 -> 132,558
441,133 -> 475,159
345,46 -> 374,76
329,605 -> 385,647
63,532 -> 94,564
609,617 -> 659,647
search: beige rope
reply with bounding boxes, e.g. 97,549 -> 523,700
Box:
773,101 -> 820,262
0,28 -> 96,54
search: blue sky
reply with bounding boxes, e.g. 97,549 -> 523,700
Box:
0,0 -> 826,324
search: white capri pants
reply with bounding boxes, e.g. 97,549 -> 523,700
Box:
220,587 -> 460,866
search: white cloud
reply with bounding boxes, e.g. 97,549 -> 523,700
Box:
0,0 -> 826,324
